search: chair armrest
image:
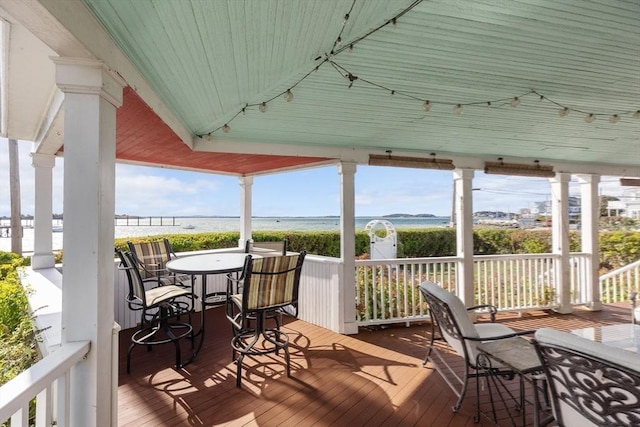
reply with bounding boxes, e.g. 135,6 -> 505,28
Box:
464,329 -> 536,342
467,304 -> 498,322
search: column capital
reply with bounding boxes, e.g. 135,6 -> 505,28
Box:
549,172 -> 571,184
53,57 -> 126,107
338,161 -> 357,175
238,176 -> 254,186
30,153 -> 56,169
453,167 -> 474,180
575,173 -> 600,185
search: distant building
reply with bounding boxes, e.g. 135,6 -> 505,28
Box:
606,188 -> 640,219
531,197 -> 581,217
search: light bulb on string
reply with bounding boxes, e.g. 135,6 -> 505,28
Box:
558,107 -> 570,117
634,110 -> 640,119
584,113 -> 595,123
510,97 -> 520,107
336,37 -> 342,48
284,89 -> 294,102
222,124 -> 230,133
453,104 -> 463,115
422,100 -> 431,112
259,102 -> 267,113
609,114 -> 620,124
487,101 -> 492,107
343,13 -> 349,25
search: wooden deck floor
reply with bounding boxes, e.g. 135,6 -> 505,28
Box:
118,303 -> 632,426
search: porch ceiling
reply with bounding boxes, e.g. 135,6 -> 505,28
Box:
1,0 -> 638,176
80,0 -> 640,174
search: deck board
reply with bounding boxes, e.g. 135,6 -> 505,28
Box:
119,303 -> 632,426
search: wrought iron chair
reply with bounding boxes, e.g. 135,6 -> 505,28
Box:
532,328 -> 640,427
225,252 -> 306,387
419,281 -> 535,412
127,238 -> 191,287
117,249 -> 193,373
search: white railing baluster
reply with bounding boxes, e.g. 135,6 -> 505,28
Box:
0,341 -> 89,426
35,385 -> 52,427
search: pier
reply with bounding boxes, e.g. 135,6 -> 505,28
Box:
115,216 -> 178,226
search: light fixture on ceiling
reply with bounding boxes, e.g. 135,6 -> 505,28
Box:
620,178 -> 640,186
484,158 -> 555,178
369,152 -> 455,170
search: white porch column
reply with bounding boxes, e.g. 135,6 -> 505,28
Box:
550,173 -> 572,314
453,168 -> 475,305
55,58 -> 124,427
577,174 -> 603,310
338,162 -> 358,334
238,176 -> 253,249
30,153 -> 56,269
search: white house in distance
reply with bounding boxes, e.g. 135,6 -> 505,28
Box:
607,188 -> 640,218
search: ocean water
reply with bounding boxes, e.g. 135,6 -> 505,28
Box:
1,216 -> 451,253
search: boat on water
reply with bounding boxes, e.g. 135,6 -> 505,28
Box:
182,224 -> 195,229
52,226 -> 63,233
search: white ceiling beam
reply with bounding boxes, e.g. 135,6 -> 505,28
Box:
194,136 -> 640,178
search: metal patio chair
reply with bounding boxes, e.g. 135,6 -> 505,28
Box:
127,238 -> 192,287
117,249 -> 193,373
419,281 -> 535,412
532,328 -> 640,427
225,252 -> 306,387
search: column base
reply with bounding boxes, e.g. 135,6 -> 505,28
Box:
31,253 -> 56,269
552,305 -> 574,315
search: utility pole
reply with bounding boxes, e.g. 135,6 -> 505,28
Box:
9,138 -> 22,254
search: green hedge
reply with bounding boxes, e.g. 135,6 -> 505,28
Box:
0,253 -> 40,387
116,228 -> 640,270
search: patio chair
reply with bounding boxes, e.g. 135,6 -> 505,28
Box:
117,249 -> 193,373
532,328 -> 640,427
225,252 -> 306,387
419,281 -> 535,412
127,238 -> 191,287
244,238 -> 288,256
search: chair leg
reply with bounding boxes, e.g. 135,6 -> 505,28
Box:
453,365 -> 470,412
423,321 -> 437,366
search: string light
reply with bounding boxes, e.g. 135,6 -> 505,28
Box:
199,0 -> 638,137
284,89 -> 294,102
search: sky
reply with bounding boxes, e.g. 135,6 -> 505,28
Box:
0,138 -> 627,218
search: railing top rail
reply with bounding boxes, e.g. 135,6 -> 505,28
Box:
0,340 -> 90,421
356,256 -> 460,266
474,253 -> 560,261
599,259 -> 640,281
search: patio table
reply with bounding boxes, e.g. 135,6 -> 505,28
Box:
571,323 -> 640,353
476,337 -> 547,427
167,252 -> 259,364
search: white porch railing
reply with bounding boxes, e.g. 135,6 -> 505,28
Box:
600,259 -> 640,303
355,256 -> 458,326
0,341 -> 90,427
354,252 -> 601,327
